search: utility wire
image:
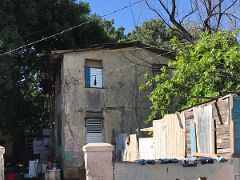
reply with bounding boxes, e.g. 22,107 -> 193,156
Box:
0,0 -> 144,57
0,0 -> 197,58
1,0 -> 238,57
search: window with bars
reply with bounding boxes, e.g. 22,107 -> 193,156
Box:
85,59 -> 103,88
86,119 -> 103,143
85,110 -> 103,144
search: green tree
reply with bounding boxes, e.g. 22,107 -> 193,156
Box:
0,0 -> 124,137
140,31 -> 240,122
126,19 -> 174,46
101,19 -> 126,42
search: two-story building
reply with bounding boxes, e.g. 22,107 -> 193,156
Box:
49,42 -> 174,178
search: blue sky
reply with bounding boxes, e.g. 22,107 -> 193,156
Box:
83,0 -> 158,33
81,1 -> 239,35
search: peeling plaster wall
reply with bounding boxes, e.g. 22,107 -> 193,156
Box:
55,47 -> 172,168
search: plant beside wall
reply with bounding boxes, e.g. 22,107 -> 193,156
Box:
140,31 -> 240,122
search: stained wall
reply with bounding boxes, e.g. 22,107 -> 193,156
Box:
52,47 -> 172,172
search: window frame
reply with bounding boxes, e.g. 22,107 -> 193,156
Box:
84,59 -> 103,89
85,118 -> 104,144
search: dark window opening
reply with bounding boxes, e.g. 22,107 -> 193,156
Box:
152,63 -> 170,76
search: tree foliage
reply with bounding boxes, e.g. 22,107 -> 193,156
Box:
140,31 -> 240,121
126,19 -> 173,46
101,19 -> 126,42
0,0 -> 124,136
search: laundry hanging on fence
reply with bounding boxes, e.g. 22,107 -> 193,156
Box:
215,157 -> 228,163
116,133 -> 127,161
159,159 -> 179,164
181,159 -> 197,167
137,159 -> 155,165
123,134 -> 138,161
197,157 -> 214,165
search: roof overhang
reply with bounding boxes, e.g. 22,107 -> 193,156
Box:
49,41 -> 176,75
50,41 -> 175,60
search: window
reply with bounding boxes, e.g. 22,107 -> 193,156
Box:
152,64 -> 162,76
86,119 -> 103,143
152,63 -> 172,89
152,63 -> 170,76
85,59 -> 103,88
152,64 -> 164,89
85,110 -> 104,144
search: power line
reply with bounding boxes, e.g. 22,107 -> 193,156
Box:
1,0 -> 238,57
0,0 -> 144,57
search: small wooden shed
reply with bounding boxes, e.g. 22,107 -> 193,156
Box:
153,93 -> 240,158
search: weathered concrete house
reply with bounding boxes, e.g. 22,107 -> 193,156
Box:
49,42 -> 174,178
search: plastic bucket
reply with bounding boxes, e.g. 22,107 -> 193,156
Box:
6,172 -> 16,180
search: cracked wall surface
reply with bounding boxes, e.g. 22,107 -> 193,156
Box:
53,47 -> 172,169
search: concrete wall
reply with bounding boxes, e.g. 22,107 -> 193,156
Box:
82,143 -> 240,180
83,143 -> 114,180
114,160 -> 240,180
54,61 -> 64,165
53,47 -> 172,173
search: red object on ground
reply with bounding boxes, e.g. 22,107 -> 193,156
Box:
6,172 -> 16,180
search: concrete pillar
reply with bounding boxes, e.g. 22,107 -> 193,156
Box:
0,146 -> 5,180
83,143 -> 114,180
